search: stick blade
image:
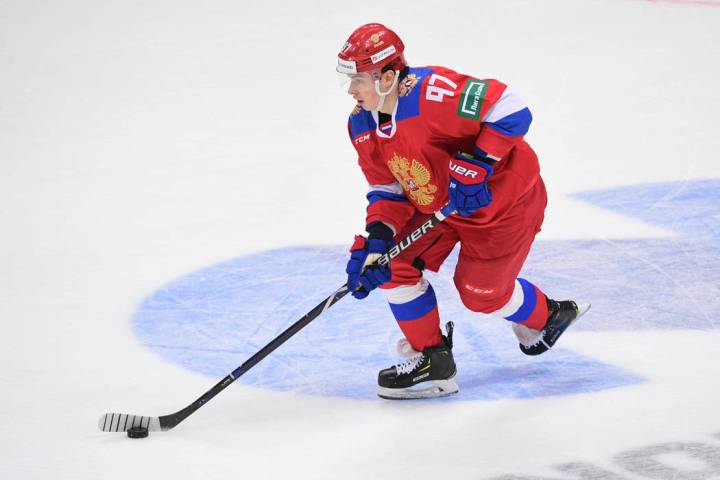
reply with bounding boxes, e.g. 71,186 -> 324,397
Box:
98,413 -> 161,432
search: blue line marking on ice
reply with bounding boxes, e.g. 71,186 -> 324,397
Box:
133,179 -> 720,400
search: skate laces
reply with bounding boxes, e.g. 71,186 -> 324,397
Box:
395,353 -> 425,375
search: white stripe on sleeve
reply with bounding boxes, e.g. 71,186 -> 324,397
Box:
482,88 -> 527,124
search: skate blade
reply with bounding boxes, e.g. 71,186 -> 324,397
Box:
567,303 -> 591,331
377,377 -> 459,400
562,302 -> 591,332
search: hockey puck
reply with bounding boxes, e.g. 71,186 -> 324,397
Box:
127,426 -> 149,438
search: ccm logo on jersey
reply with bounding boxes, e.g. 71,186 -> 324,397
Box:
448,159 -> 488,183
354,133 -> 371,145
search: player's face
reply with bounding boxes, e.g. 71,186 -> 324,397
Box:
346,72 -> 379,111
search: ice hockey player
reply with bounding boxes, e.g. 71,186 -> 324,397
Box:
338,23 -> 590,400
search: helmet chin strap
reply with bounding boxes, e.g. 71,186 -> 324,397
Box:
373,70 -> 400,112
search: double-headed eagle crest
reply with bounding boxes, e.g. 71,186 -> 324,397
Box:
399,74 -> 419,97
387,153 -> 437,206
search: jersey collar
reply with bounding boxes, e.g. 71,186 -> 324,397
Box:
371,99 -> 399,139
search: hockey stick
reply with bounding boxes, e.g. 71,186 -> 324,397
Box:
99,208 -> 452,433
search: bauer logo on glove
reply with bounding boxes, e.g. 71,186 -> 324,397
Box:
449,154 -> 490,182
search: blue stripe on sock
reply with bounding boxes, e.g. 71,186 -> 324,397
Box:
389,284 -> 437,321
505,278 -> 536,323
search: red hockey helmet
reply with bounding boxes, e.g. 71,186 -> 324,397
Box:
337,23 -> 407,76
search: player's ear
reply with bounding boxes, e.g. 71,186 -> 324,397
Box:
381,69 -> 396,89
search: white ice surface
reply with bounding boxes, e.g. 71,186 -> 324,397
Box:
1,0 -> 719,479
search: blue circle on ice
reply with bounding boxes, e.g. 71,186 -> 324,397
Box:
132,245 -> 641,401
133,180 -> 720,400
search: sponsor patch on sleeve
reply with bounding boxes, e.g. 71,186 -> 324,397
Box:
456,80 -> 488,120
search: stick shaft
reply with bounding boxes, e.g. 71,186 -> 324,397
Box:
159,285 -> 349,430
157,209 -> 449,430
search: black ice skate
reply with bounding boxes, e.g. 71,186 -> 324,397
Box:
512,299 -> 591,355
377,322 -> 458,400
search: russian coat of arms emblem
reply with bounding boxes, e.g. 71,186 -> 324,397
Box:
387,153 -> 437,206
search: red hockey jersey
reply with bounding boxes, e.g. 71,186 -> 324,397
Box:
347,66 -> 542,234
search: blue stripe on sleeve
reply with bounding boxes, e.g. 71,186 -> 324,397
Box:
367,191 -> 409,205
485,107 -> 532,137
505,278 -> 536,323
389,285 -> 438,321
